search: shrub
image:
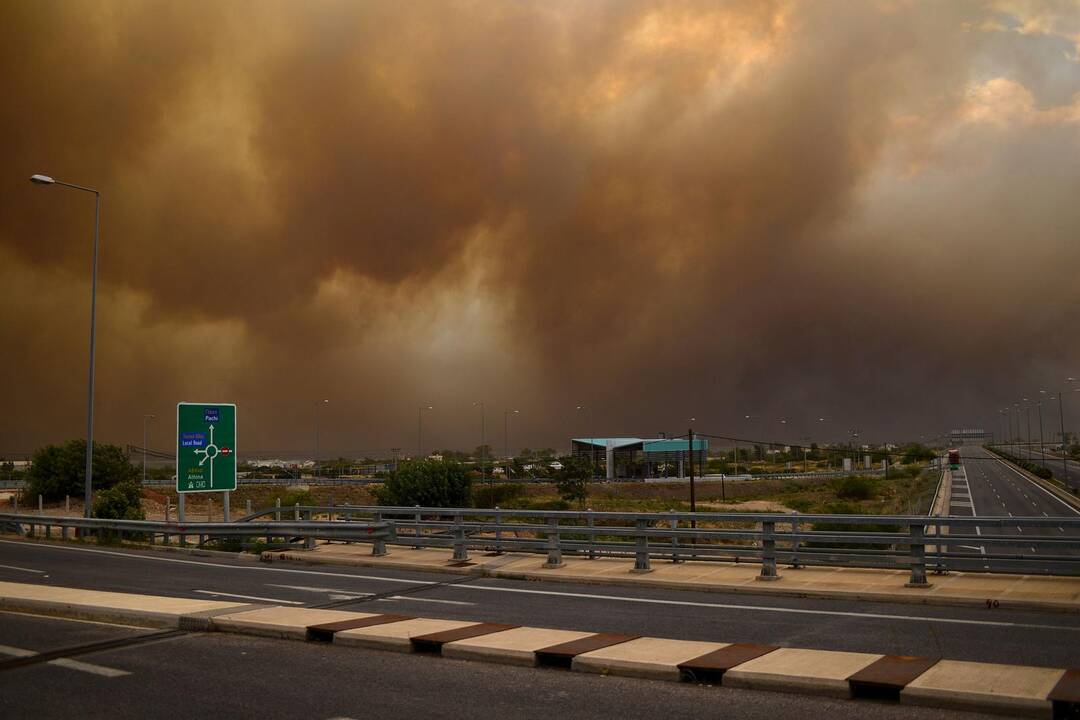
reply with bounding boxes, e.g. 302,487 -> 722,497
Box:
374,459 -> 472,508
24,440 -> 138,503
831,475 -> 877,500
472,482 -> 525,508
92,480 -> 145,543
786,497 -> 814,513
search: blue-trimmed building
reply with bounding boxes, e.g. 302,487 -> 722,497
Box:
570,437 -> 709,479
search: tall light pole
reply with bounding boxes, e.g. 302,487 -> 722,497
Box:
473,401 -> 486,491
503,409 -> 519,479
1050,379 -> 1078,484
1022,398 -> 1032,457
142,414 -> 156,484
31,174 -> 99,518
314,399 -> 328,478
417,405 -> 432,459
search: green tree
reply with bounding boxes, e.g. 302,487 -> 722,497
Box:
92,480 -> 146,543
24,440 -> 139,503
555,456 -> 591,509
374,459 -> 472,508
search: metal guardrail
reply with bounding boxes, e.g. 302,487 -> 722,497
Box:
0,512 -> 390,548
5,504 -> 1078,584
239,504 -> 1080,584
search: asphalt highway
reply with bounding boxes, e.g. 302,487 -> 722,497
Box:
0,612 -> 1005,720
1,537 -> 1079,670
947,445 -> 1080,572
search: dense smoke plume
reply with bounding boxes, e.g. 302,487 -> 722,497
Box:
2,1 -> 1078,455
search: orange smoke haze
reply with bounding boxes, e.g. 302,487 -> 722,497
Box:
2,1 -> 1079,455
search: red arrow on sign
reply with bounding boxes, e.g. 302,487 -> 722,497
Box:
220,447 -> 232,456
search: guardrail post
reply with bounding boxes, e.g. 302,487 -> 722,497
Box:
631,519 -> 652,573
587,510 -> 596,560
294,503 -> 300,521
413,505 -> 422,549
275,497 -> 281,521
669,512 -> 681,563
543,517 -> 564,568
372,511 -> 387,556
494,507 -> 503,555
758,521 -> 780,580
163,502 -> 171,546
451,513 -> 469,563
178,494 -> 186,547
789,517 -> 802,569
246,499 -> 252,516
61,524 -> 69,540
304,510 -> 315,550
906,523 -> 931,588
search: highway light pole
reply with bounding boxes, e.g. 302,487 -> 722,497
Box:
473,401 -> 486,493
142,414 -> 156,484
31,174 -> 99,518
417,405 -> 432,459
313,399 -> 328,478
1023,398 -> 1032,457
503,409 -> 518,480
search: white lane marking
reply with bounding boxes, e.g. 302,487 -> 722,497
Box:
193,590 -> 304,605
0,563 -> 46,574
376,595 -> 474,606
266,584 -> 374,596
444,584 -> 1080,631
0,644 -> 130,677
0,540 -> 434,585
993,458 -> 1080,516
50,658 -> 130,677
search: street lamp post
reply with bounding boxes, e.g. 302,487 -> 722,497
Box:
473,401 -> 486,493
503,409 -> 519,480
417,405 -> 432,459
31,171 -> 100,515
314,399 -> 328,478
142,414 -> 156,484
31,174 -> 100,518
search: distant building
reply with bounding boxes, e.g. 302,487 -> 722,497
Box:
570,437 -> 709,479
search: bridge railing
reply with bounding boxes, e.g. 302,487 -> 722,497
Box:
237,505 -> 1080,584
4,504 -> 1078,583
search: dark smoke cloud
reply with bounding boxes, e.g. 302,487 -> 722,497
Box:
2,1 -> 1078,455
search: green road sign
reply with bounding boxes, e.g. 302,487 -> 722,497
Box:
176,402 -> 237,493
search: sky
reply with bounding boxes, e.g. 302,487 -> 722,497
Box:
2,0 -> 1079,458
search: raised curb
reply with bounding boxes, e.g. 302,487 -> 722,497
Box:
2,580 -> 1077,718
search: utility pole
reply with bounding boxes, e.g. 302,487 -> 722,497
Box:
688,427 -> 696,531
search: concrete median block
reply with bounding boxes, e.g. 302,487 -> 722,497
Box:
442,627 -> 595,667
335,618 -> 481,652
723,647 -> 883,698
572,637 -> 728,681
212,607 -> 381,640
901,659 -> 1064,718
0,580 -> 249,629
